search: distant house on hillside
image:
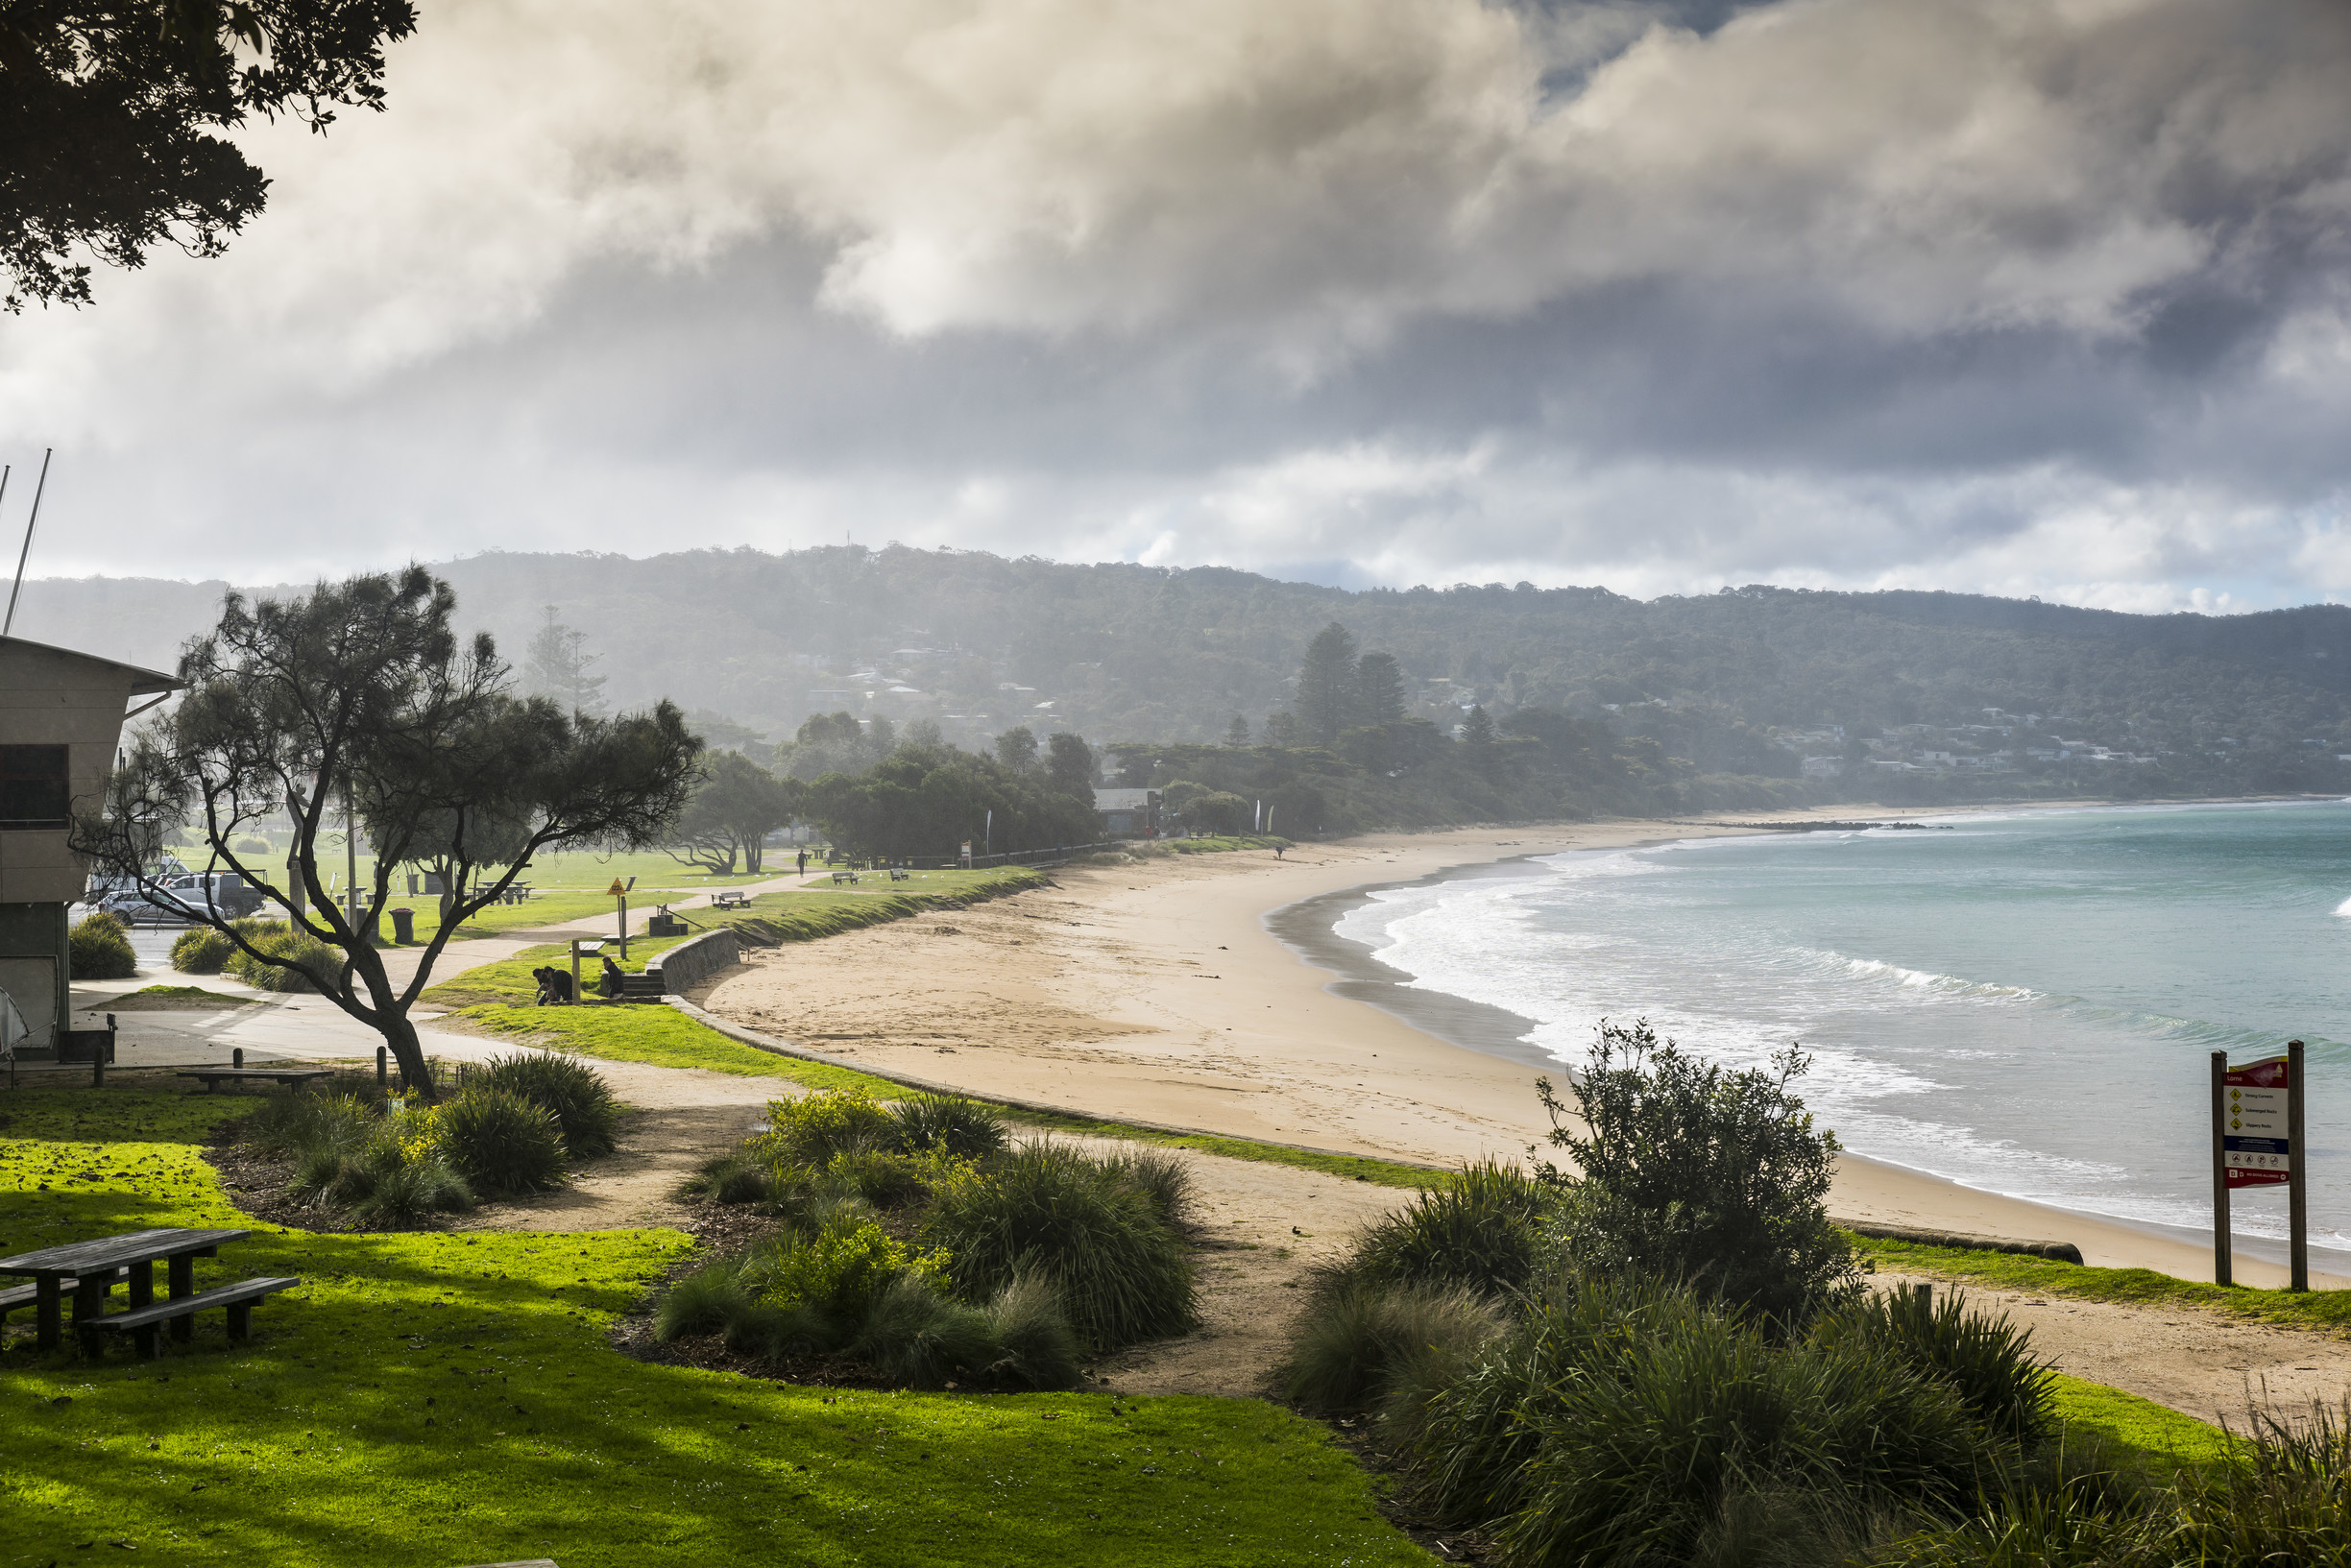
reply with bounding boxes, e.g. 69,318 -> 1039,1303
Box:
0,636 -> 180,1059
1093,787 -> 1160,840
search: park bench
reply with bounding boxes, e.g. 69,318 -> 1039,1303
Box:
712,889 -> 751,909
831,870 -> 860,884
888,868 -> 911,881
177,1068 -> 338,1094
0,1227 -> 298,1356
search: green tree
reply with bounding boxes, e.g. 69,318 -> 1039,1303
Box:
4,0 -> 419,310
1262,712 -> 1302,747
522,605 -> 607,716
665,750 -> 797,874
1296,622 -> 1360,746
1045,732 -> 1095,797
994,724 -> 1039,771
1461,703 -> 1500,781
1535,1020 -> 1856,1323
72,567 -> 702,1095
1357,651 -> 1407,727
1224,713 -> 1250,747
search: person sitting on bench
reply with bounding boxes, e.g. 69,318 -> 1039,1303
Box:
533,966 -> 574,1005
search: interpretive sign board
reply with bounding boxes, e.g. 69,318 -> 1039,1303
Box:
2211,1041 -> 2308,1291
2223,1054 -> 2290,1189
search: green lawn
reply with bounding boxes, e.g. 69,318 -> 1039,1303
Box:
0,1076 -> 1425,1568
2046,1374 -> 2231,1472
1852,1232 -> 2351,1336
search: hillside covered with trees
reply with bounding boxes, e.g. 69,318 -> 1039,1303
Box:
20,548 -> 2351,827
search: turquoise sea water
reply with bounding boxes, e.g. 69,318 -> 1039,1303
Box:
1333,800 -> 2351,1263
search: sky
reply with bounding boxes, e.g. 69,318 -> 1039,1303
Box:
5,0 -> 2351,612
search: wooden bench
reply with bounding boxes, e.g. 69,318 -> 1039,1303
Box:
831,870 -> 860,884
176,1068 -> 338,1094
82,1276 -> 299,1358
0,1270 -> 120,1322
888,868 -> 911,881
712,889 -> 751,909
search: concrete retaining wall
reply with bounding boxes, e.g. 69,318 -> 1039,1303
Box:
645,929 -> 741,995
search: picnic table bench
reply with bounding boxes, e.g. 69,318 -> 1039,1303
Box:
711,889 -> 751,909
0,1227 -> 298,1356
176,1068 -> 338,1094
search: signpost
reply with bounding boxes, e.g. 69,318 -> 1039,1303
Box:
2212,1040 -> 2308,1291
607,878 -> 633,960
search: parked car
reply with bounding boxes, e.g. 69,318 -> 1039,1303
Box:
104,871 -> 265,924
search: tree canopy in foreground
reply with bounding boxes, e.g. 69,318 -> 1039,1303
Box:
2,0 -> 417,310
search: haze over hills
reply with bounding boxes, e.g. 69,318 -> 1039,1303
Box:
16,545 -> 2351,805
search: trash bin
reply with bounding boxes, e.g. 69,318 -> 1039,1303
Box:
390,906 -> 415,944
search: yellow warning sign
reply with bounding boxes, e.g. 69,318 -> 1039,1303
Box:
607,880 -> 627,896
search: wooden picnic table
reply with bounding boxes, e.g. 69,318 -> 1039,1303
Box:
712,889 -> 751,909
0,1227 -> 254,1353
176,1068 -> 338,1094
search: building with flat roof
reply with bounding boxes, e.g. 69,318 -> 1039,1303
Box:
1092,786 -> 1160,840
0,636 -> 179,1055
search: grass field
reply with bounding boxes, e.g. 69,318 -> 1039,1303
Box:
0,1075 -> 1426,1568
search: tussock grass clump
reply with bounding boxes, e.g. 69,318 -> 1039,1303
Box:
436,1087 -> 568,1196
889,1093 -> 1008,1158
464,1050 -> 618,1159
679,1149 -> 774,1205
1328,1157 -> 1550,1302
1815,1287 -> 2055,1448
69,912 -> 138,980
1279,1281 -> 1499,1416
921,1138 -> 1197,1350
228,926 -> 340,992
169,925 -> 238,974
269,1093 -> 473,1220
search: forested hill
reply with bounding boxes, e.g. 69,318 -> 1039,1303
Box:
18,548 -> 2351,802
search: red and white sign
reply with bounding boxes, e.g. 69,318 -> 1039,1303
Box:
2224,1053 -> 2290,1190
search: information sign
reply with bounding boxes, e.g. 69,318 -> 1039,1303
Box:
2223,1054 -> 2290,1190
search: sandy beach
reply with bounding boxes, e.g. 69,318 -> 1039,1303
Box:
694,808 -> 2332,1291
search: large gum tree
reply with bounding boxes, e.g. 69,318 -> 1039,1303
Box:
71,567 -> 702,1095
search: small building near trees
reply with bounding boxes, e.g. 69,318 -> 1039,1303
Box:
1093,786 -> 1161,839
0,636 -> 179,1057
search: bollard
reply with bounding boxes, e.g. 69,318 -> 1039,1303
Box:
233,1047 -> 244,1070
1914,1282 -> 1932,1312
91,1049 -> 105,1088
376,1046 -> 388,1088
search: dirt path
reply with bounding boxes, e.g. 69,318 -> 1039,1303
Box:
1881,1269 -> 2351,1429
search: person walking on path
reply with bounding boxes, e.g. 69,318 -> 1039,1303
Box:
796,849 -> 809,879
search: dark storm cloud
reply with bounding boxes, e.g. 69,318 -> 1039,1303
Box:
2,0 -> 2348,611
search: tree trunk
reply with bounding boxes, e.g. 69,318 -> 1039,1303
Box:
379,1008 -> 431,1098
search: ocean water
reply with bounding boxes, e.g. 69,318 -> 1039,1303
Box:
1331,800 -> 2351,1262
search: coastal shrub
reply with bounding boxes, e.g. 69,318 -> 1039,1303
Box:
656,1258 -> 755,1341
232,836 -> 273,855
921,1138 -> 1197,1350
1815,1287 -> 2055,1448
1324,1158 -> 1550,1301
272,1095 -> 473,1220
2166,1400 -> 2351,1561
888,1092 -> 1008,1158
759,1214 -> 923,1321
1418,1274 -> 1999,1567
1537,1020 -> 1856,1322
68,913 -> 137,980
247,1089 -> 375,1159
436,1087 -> 567,1196
1869,1485 -> 2148,1568
228,927 -> 339,993
821,1148 -> 933,1209
1279,1280 -> 1499,1416
852,1273 -> 1081,1391
169,925 -> 237,974
763,1089 -> 897,1165
466,1050 -> 618,1159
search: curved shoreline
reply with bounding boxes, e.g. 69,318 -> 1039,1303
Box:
1261,814 -> 2351,1285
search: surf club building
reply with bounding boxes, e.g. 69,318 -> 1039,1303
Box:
0,636 -> 179,1058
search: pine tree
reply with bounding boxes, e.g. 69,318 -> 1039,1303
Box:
1462,703 -> 1501,782
523,606 -> 607,715
1224,714 -> 1251,746
1357,652 -> 1407,727
1296,622 -> 1359,746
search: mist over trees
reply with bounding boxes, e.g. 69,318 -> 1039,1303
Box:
29,545 -> 2351,812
